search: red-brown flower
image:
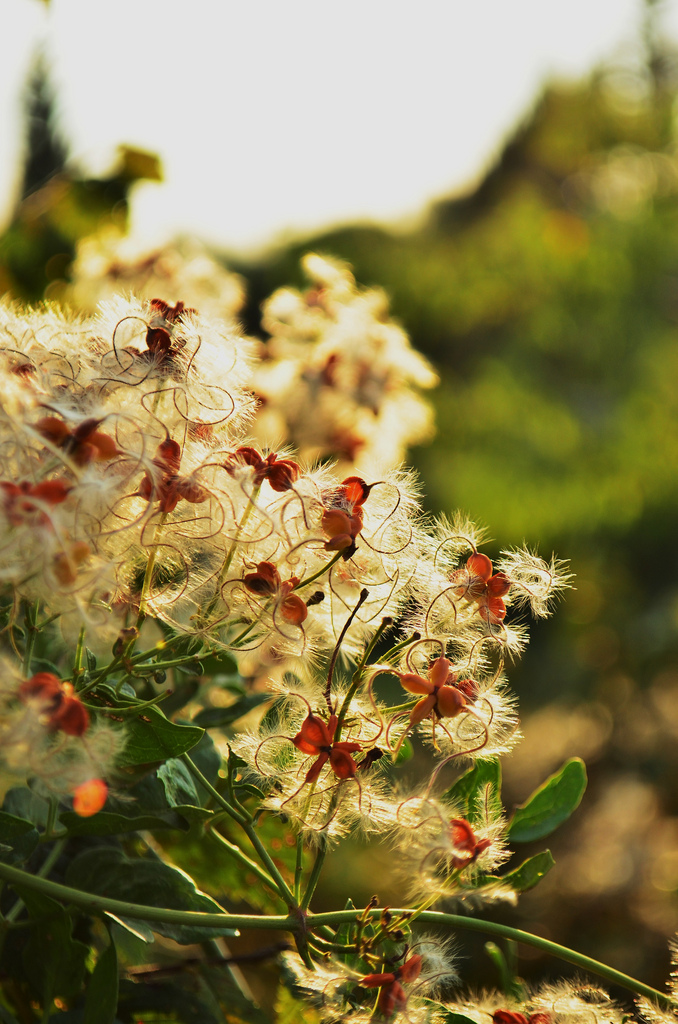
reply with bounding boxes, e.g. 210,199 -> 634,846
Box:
226,446 -> 301,492
243,561 -> 308,626
19,672 -> 89,737
451,552 -> 511,624
360,954 -> 423,1019
398,656 -> 478,728
321,476 -> 374,558
448,817 -> 492,869
1,479 -> 71,527
36,416 -> 119,467
138,439 -> 208,513
292,713 -> 362,784
145,298 -> 195,361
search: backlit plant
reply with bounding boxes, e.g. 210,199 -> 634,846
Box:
0,251 -> 673,1024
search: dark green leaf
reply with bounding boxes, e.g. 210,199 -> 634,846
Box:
441,1013 -> 481,1024
440,1013 -> 481,1024
59,807 -> 188,837
85,648 -> 97,671
2,787 -> 49,828
0,811 -> 39,864
19,889 -> 89,1003
83,935 -> 118,1024
89,685 -> 204,766
193,693 -> 271,728
508,758 -> 587,842
64,847 -> 238,943
445,759 -> 502,824
501,849 -> 555,892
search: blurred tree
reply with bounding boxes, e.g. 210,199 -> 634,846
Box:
0,55 -> 162,302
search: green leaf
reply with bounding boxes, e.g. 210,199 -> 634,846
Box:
508,758 -> 587,842
157,758 -> 199,807
440,1013 -> 481,1024
193,692 -> 271,728
64,847 -> 238,943
0,811 -> 39,864
501,849 -> 555,892
59,807 -> 188,837
83,935 -> 118,1024
89,685 -> 204,766
18,889 -> 89,1003
445,759 -> 502,824
85,648 -> 97,671
2,787 -> 49,829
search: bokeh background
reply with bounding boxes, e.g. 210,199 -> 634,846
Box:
4,0 -> 678,1001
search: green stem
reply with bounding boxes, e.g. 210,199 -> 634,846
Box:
21,600 -> 39,676
292,550 -> 344,591
5,837 -> 66,923
207,825 -> 281,899
294,834 -> 304,902
181,755 -> 298,910
137,510 -> 169,623
334,618 -> 393,741
0,862 -> 671,1011
72,625 -> 86,684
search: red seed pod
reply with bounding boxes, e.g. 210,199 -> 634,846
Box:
493,1013 -> 530,1024
244,561 -> 281,596
36,416 -> 119,466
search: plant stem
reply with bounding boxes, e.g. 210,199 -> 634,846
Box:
0,859 -> 671,1012
137,511 -> 169,623
72,625 -> 86,684
292,550 -> 344,591
21,600 -> 39,676
207,825 -> 280,898
181,754 -> 298,909
294,833 -> 304,902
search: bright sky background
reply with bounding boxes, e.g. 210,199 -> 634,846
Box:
3,0 -> 678,255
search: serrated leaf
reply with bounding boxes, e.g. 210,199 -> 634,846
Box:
89,685 -> 204,766
193,693 -> 271,728
0,811 -> 39,864
83,935 -> 118,1024
501,849 -> 555,892
508,758 -> 587,842
445,759 -> 502,824
65,847 -> 237,943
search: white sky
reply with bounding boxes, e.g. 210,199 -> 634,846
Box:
2,0 -> 678,255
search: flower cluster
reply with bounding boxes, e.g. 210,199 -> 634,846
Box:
251,253 -> 439,473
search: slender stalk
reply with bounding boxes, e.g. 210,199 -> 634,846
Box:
21,600 -> 39,676
292,550 -> 344,592
207,825 -> 280,898
137,510 -> 169,623
0,861 -> 672,1011
181,754 -> 298,909
5,837 -> 66,923
334,616 -> 392,740
72,625 -> 86,684
294,834 -> 304,902
324,588 -> 369,711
